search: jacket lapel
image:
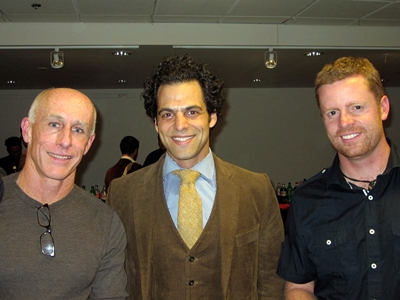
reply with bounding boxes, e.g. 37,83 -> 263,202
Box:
133,157 -> 165,299
213,155 -> 240,297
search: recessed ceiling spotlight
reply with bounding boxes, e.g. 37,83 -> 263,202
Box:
6,80 -> 16,84
253,78 -> 262,83
117,79 -> 127,83
305,51 -> 323,57
112,51 -> 132,56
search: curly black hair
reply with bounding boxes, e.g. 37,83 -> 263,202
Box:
142,54 -> 225,120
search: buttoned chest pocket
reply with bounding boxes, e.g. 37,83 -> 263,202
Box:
391,221 -> 400,273
308,228 -> 359,277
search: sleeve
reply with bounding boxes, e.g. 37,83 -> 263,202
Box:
89,210 -> 128,300
258,174 -> 285,300
277,196 -> 317,284
0,177 -> 4,201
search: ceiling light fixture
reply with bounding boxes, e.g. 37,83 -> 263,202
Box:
6,80 -> 16,84
305,51 -> 323,57
253,78 -> 262,83
112,51 -> 132,56
117,79 -> 127,83
31,3 -> 41,9
50,48 -> 64,69
265,48 -> 277,69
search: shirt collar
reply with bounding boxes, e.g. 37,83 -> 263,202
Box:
121,155 -> 134,163
163,149 -> 215,182
385,139 -> 400,172
325,139 -> 400,187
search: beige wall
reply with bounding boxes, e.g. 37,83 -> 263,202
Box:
1,87 -> 399,188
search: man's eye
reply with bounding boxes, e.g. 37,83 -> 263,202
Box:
49,123 -> 59,128
328,111 -> 337,117
186,110 -> 199,116
73,127 -> 84,133
162,113 -> 170,118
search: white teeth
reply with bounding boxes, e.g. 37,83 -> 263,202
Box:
48,153 -> 71,159
342,133 -> 358,140
173,136 -> 192,142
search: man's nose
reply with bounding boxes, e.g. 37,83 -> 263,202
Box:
57,127 -> 72,147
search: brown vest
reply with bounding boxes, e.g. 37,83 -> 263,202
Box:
151,195 -> 223,299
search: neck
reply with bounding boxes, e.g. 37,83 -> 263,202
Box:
339,139 -> 390,189
341,172 -> 379,190
17,168 -> 74,205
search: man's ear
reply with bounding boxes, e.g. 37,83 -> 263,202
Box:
209,112 -> 218,128
154,118 -> 159,133
380,95 -> 390,121
83,133 -> 96,155
20,117 -> 31,144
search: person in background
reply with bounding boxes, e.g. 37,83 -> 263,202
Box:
104,135 -> 142,189
0,136 -> 22,174
0,88 -> 127,299
277,57 -> 400,299
0,167 -> 6,177
142,134 -> 166,167
107,54 -> 284,300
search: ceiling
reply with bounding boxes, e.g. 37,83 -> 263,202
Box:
1,0 -> 400,90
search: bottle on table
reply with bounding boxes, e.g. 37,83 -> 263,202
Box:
90,186 -> 96,196
275,182 -> 282,203
94,185 -> 100,199
100,185 -> 107,203
280,183 -> 288,204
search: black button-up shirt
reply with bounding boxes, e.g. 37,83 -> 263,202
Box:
277,140 -> 400,300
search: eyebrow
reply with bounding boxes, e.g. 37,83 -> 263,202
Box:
48,114 -> 90,129
157,105 -> 204,115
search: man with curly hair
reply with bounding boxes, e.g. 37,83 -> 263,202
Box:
107,55 -> 284,300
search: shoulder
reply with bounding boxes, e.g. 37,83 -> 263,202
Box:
0,155 -> 9,162
74,186 -> 114,214
127,162 -> 143,174
294,167 -> 331,199
213,155 -> 275,206
111,158 -> 161,189
73,186 -> 125,227
214,154 -> 270,184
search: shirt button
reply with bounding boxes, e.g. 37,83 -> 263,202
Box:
368,195 -> 373,201
188,280 -> 195,286
189,256 -> 195,262
371,263 -> 377,269
326,239 -> 332,245
369,229 -> 375,235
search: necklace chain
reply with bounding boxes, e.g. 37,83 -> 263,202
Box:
341,173 -> 378,191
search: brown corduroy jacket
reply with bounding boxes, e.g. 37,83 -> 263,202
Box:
107,153 -> 284,300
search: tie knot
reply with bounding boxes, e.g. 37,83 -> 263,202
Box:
173,169 -> 201,185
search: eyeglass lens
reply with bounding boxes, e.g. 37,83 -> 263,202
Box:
37,204 -> 55,257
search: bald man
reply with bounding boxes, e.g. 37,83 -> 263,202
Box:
0,88 -> 127,299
